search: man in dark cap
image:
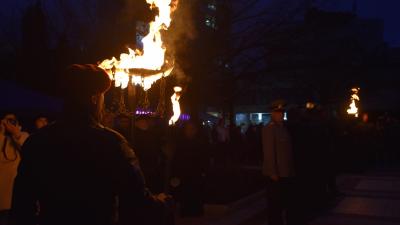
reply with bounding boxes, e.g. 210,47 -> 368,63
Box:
11,64 -> 172,225
262,100 -> 297,225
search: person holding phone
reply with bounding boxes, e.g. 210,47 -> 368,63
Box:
0,113 -> 29,225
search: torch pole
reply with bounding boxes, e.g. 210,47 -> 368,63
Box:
128,75 -> 136,144
164,123 -> 176,194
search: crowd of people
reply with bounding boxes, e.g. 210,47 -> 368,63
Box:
0,64 -> 399,225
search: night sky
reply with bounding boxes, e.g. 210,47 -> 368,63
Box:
317,0 -> 400,47
0,0 -> 399,46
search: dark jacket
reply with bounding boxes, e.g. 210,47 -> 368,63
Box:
11,119 -> 168,225
131,127 -> 164,193
172,137 -> 207,180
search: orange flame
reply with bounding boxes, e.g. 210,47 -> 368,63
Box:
347,88 -> 360,117
99,0 -> 177,91
169,86 -> 182,125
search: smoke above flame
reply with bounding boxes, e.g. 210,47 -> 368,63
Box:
99,0 -> 178,91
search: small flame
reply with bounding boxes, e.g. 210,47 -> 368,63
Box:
99,0 -> 177,90
169,86 -> 182,125
347,87 -> 360,117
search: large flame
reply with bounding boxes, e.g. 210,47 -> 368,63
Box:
347,88 -> 360,117
169,86 -> 182,125
99,0 -> 177,91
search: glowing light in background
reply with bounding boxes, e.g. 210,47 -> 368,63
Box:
347,87 -> 360,117
169,86 -> 182,125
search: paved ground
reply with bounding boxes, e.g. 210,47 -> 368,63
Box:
310,169 -> 400,225
175,191 -> 266,225
177,168 -> 400,225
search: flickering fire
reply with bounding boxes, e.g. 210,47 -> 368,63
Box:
99,0 -> 177,91
347,88 -> 360,117
169,86 -> 182,125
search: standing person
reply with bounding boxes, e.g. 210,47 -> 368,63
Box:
0,114 -> 29,225
213,119 -> 230,166
11,64 -> 173,225
229,125 -> 244,163
171,121 -> 208,217
114,114 -> 132,140
262,102 -> 297,225
131,115 -> 165,194
246,124 -> 261,164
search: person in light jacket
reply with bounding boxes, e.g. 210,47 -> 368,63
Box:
262,102 -> 297,225
0,113 -> 29,225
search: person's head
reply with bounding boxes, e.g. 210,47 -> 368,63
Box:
271,110 -> 284,123
134,115 -> 150,131
270,99 -> 286,123
0,113 -> 21,135
2,113 -> 19,126
35,116 -> 48,129
60,64 -> 111,122
362,113 -> 369,123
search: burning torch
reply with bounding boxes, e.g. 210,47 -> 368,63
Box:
168,86 -> 182,125
347,87 -> 360,117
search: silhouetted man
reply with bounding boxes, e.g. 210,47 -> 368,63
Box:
11,64 -> 172,225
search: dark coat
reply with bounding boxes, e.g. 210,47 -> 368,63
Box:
172,137 -> 207,180
11,119 -> 168,225
171,136 -> 207,217
131,127 -> 164,193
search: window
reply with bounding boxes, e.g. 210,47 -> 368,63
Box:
250,113 -> 260,124
235,113 -> 247,126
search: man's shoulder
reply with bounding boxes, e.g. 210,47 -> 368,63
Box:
101,126 -> 128,143
85,124 -> 130,146
33,122 -> 126,143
